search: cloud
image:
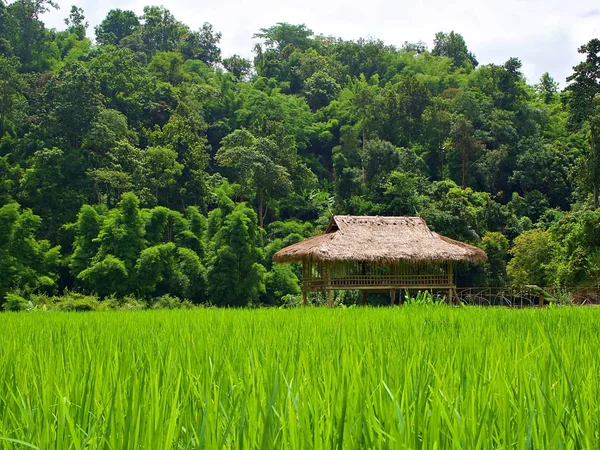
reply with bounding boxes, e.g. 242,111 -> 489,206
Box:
580,9 -> 600,19
41,0 -> 598,87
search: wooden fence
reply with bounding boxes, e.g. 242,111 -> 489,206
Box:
455,287 -> 600,307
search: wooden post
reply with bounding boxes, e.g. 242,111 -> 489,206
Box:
301,261 -> 308,307
327,290 -> 333,308
324,262 -> 333,308
539,293 -> 544,307
362,291 -> 368,306
448,262 -> 454,304
390,289 -> 396,306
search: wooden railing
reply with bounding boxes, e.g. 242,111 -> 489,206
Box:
303,274 -> 452,291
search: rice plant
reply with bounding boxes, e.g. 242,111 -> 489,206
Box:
1,307 -> 599,448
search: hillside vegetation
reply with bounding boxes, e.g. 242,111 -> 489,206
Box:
1,1 -> 599,306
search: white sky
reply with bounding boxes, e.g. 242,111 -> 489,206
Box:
41,0 -> 600,87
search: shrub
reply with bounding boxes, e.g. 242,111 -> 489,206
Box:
2,293 -> 31,312
97,297 -> 121,311
121,296 -> 147,310
54,293 -> 100,311
151,294 -> 182,309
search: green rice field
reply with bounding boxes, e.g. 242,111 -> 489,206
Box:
1,307 -> 600,449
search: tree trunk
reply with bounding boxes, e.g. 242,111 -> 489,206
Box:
461,149 -> 468,188
258,190 -> 264,230
167,215 -> 173,242
20,2 -> 32,64
592,126 -> 599,209
362,125 -> 366,150
257,189 -> 265,245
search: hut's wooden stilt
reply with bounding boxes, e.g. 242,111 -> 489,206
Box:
362,291 -> 368,306
326,290 -> 333,308
448,262 -> 455,305
302,290 -> 307,306
390,289 -> 396,306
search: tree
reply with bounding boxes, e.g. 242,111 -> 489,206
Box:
141,146 -> 183,204
70,204 -> 103,277
172,247 -> 206,302
95,9 -> 139,46
0,0 -> 13,55
234,83 -> 314,148
86,47 -> 156,127
495,58 -> 527,110
0,203 -> 60,302
450,114 -> 485,188
64,5 -> 87,39
19,147 -> 90,239
422,98 -> 453,179
382,78 -> 431,147
423,180 -> 502,243
510,140 -> 573,210
78,254 -> 128,297
181,22 -> 222,64
252,23 -> 314,84
216,129 -> 292,230
402,40 -> 428,54
362,139 -> 399,185
207,203 -> 266,306
94,192 -> 146,276
350,75 -> 380,148
378,171 -> 423,216
0,56 -> 24,135
535,72 -> 558,104
222,54 -> 252,80
263,264 -> 300,305
566,39 -> 600,209
303,70 -> 340,110
481,231 -> 509,286
507,229 -> 553,286
332,126 -> 363,208
42,62 -> 101,148
7,0 -> 58,67
549,209 -> 600,286
134,242 -> 177,298
148,51 -> 186,85
148,100 -> 210,208
140,6 -> 186,53
253,23 -> 313,55
432,31 -> 478,69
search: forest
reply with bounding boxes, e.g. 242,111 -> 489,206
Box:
1,0 -> 599,308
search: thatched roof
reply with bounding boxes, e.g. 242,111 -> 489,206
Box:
273,215 -> 487,264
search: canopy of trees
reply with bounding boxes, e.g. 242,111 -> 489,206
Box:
0,3 -> 599,306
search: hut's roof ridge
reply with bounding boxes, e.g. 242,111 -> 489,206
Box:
273,215 -> 487,264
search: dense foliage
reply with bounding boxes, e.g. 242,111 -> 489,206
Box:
2,307 -> 600,447
0,2 -> 599,306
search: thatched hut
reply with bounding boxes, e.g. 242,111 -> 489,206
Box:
273,215 -> 487,306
